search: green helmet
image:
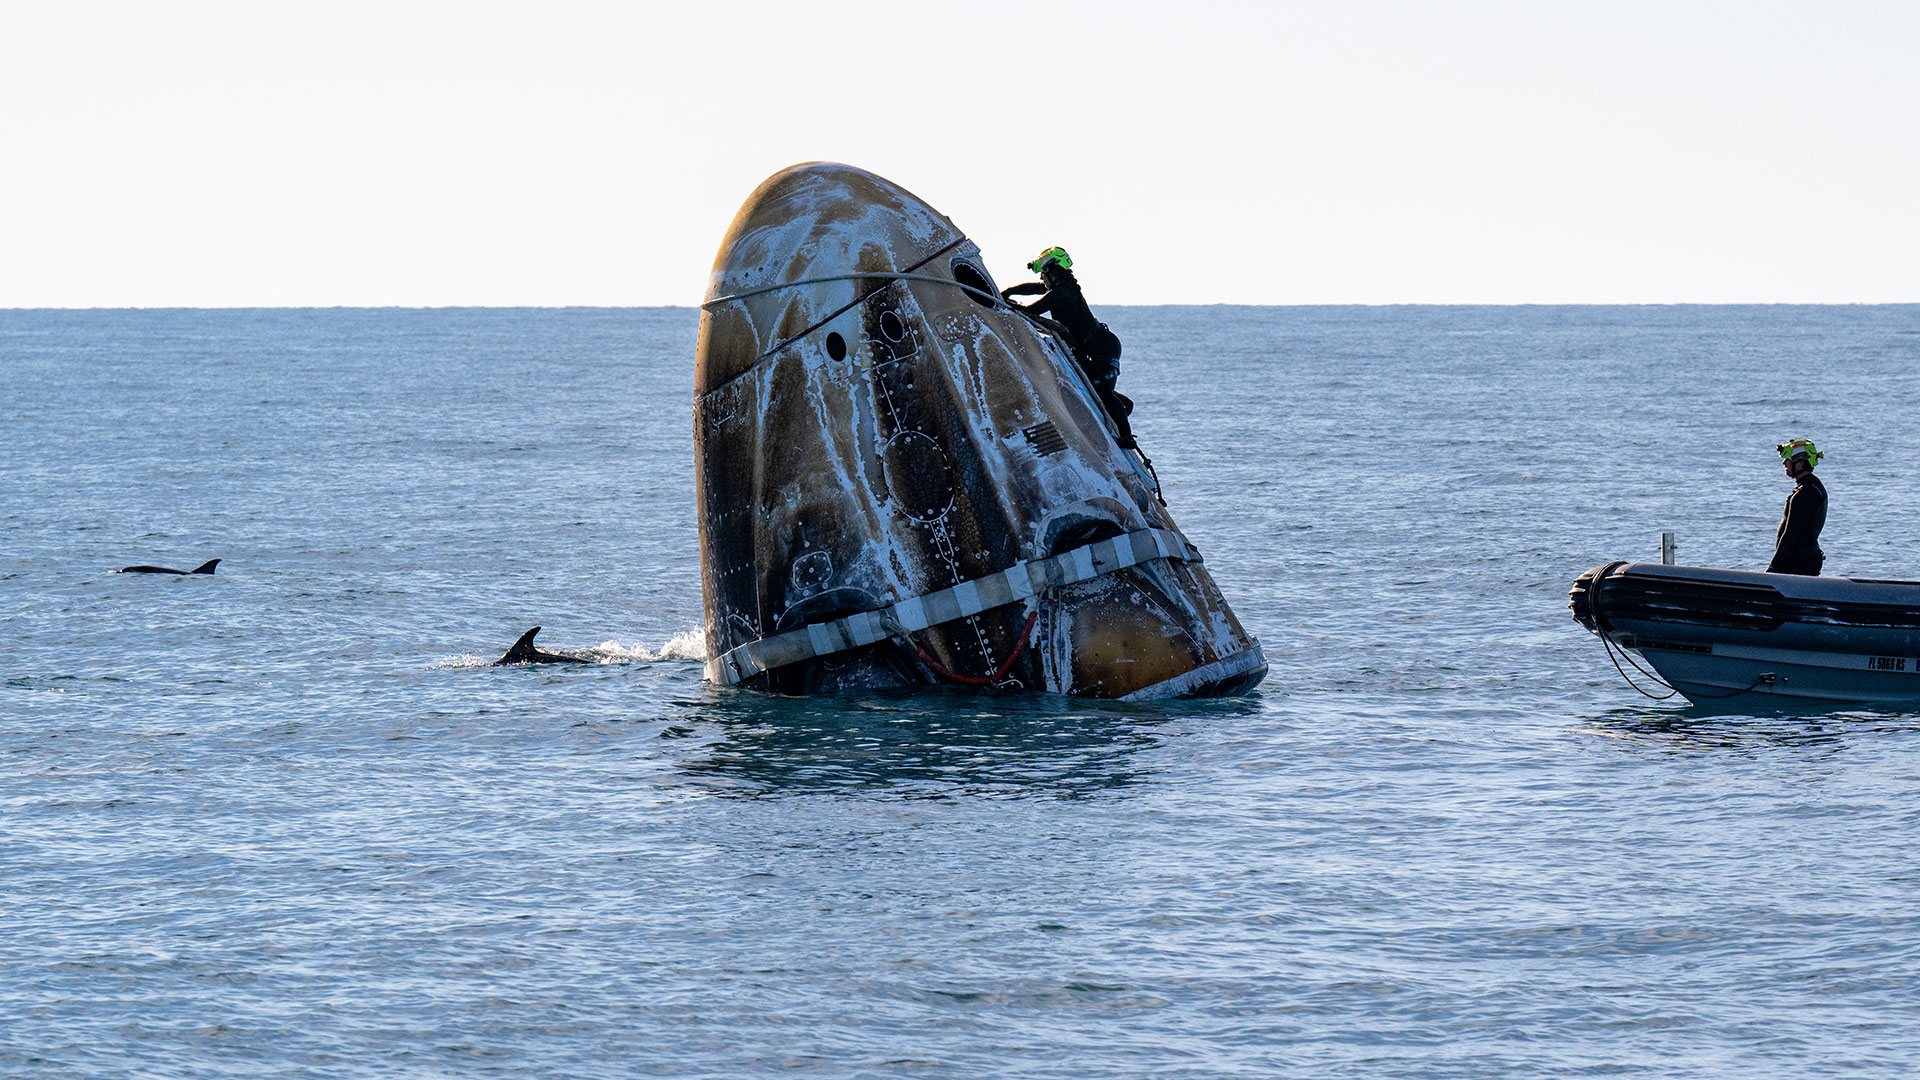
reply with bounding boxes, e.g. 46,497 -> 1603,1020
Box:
1027,246 -> 1072,274
1776,438 -> 1823,467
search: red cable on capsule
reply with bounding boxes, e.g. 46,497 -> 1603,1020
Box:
915,609 -> 1039,687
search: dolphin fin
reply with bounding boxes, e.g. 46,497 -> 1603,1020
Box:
191,559 -> 221,575
497,627 -> 544,665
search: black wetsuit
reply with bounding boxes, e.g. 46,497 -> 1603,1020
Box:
1002,265 -> 1135,447
1767,471 -> 1827,576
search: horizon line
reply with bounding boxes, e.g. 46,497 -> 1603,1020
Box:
5,300 -> 1920,313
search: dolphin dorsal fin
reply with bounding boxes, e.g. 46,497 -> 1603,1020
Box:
500,626 -> 543,664
191,559 -> 221,575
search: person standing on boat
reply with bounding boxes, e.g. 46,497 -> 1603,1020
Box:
1001,247 -> 1137,449
1767,438 -> 1826,576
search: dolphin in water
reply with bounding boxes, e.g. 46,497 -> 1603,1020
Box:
692,163 -> 1265,698
115,559 -> 221,575
493,626 -> 592,666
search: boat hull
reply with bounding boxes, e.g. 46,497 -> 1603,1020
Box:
1571,562 -> 1920,707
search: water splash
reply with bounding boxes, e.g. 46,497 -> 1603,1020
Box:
433,629 -> 706,669
587,628 -> 707,663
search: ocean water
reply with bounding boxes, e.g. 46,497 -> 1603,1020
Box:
4,305 -> 1920,1078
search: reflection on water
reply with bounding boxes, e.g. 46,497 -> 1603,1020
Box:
673,688 -> 1265,798
1581,702 -> 1920,749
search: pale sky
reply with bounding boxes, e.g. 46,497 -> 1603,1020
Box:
4,1 -> 1916,307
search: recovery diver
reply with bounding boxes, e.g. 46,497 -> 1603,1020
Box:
1001,247 -> 1137,448
1767,438 -> 1827,576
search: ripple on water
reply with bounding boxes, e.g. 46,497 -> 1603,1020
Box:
4,307 -> 1920,1077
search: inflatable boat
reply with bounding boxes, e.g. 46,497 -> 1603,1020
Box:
1570,562 -> 1920,707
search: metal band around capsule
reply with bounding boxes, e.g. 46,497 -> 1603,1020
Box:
705,527 -> 1201,685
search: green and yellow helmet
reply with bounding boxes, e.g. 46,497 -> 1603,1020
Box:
1776,438 -> 1824,468
1026,246 -> 1072,274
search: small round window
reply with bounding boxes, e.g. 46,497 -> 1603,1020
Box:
825,332 -> 847,361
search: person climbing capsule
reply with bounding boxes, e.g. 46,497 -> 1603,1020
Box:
1000,247 -> 1137,448
1767,438 -> 1827,576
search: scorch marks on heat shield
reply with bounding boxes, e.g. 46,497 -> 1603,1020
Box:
694,162 -> 1264,698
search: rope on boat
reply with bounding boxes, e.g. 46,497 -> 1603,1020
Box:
1596,624 -> 1680,700
1590,571 -> 1775,702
